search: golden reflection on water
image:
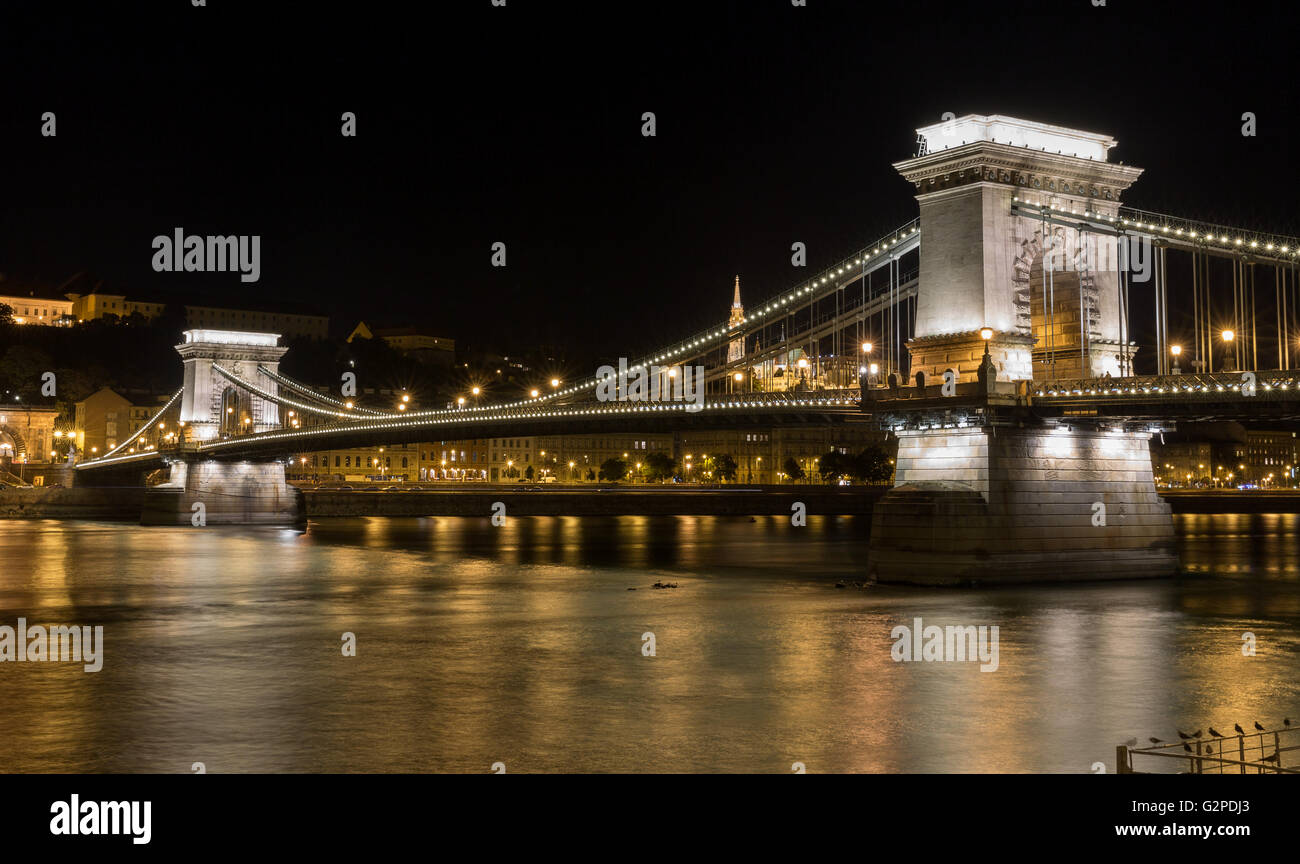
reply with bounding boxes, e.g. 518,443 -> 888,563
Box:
0,513 -> 1297,773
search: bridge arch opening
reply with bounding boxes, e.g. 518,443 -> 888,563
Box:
219,386 -> 252,437
0,424 -> 27,460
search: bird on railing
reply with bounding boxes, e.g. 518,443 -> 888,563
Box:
1235,723 -> 1246,736
1149,737 -> 1164,745
1209,727 -> 1224,738
1262,751 -> 1280,764
1286,718 -> 1292,728
1177,729 -> 1192,739
1255,721 -> 1266,732
1193,729 -> 1203,738
1183,742 -> 1193,753
1124,737 -> 1138,749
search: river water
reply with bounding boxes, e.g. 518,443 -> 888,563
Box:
1,514 -> 1297,773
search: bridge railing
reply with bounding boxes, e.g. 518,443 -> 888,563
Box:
1034,371 -> 1300,400
1118,206 -> 1300,264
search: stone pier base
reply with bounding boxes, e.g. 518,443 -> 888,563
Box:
141,459 -> 302,526
867,426 -> 1176,585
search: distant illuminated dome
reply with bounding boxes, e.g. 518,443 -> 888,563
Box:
917,114 -> 1117,162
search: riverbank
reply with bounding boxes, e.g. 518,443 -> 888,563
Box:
0,486 -> 144,519
1160,490 -> 1300,513
5,484 -> 1300,519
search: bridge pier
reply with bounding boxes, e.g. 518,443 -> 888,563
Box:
867,424 -> 1176,585
141,458 -> 301,526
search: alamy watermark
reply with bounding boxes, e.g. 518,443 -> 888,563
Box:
1044,231 -> 1152,283
0,618 -> 103,672
152,227 -> 260,283
890,617 -> 999,672
596,359 -> 705,412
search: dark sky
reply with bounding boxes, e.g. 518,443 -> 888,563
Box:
3,0 -> 1299,368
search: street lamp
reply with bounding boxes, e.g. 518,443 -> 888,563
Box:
1221,329 -> 1236,372
862,341 -> 873,353
529,389 -> 540,398
1170,344 -> 1182,375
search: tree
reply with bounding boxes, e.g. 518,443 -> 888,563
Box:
644,451 -> 675,482
712,452 -> 738,482
782,456 -> 805,483
599,457 -> 627,482
855,445 -> 894,484
524,464 -> 535,481
0,303 -> 13,327
0,345 -> 56,400
818,449 -> 852,482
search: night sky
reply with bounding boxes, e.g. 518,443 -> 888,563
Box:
3,0 -> 1299,369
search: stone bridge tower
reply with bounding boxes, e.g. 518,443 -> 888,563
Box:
893,115 -> 1144,382
176,329 -> 289,442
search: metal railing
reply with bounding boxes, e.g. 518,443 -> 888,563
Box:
1120,726 -> 1300,774
1035,371 -> 1300,400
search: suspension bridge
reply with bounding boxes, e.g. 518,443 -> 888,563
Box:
72,115 -> 1300,583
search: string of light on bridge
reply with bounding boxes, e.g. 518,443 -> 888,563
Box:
1013,198 -> 1300,263
194,391 -> 862,454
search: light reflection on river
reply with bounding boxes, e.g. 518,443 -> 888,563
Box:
1,513 -> 1297,773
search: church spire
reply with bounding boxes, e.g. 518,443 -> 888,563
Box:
727,276 -> 746,363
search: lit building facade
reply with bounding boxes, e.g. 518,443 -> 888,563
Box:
73,387 -> 168,458
0,291 -> 74,325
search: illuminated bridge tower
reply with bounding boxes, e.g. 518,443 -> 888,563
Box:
894,114 -> 1144,382
177,329 -> 289,442
866,115 -> 1175,585
142,329 -> 298,526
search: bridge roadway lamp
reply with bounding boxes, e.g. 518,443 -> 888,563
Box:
861,342 -> 872,353
1171,344 -> 1182,375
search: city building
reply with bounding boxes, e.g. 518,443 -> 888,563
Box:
73,387 -> 170,458
0,293 -> 75,325
67,292 -> 168,322
180,301 -> 328,339
290,443 -> 420,483
0,404 -> 60,465
419,439 -> 492,481
348,322 -> 456,365
1150,423 -> 1299,487
3,274 -> 330,339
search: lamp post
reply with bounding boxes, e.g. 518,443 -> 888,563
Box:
1221,329 -> 1236,373
1171,344 -> 1182,375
